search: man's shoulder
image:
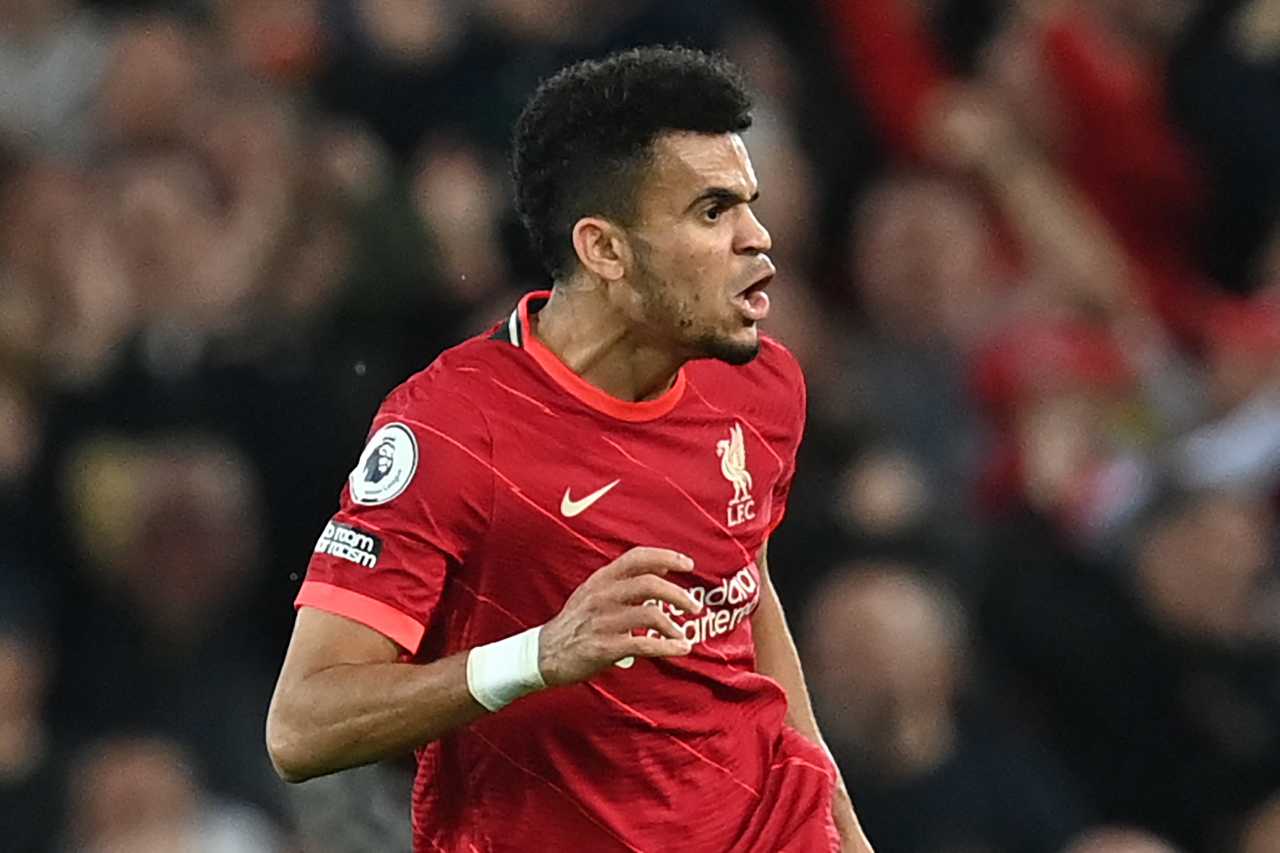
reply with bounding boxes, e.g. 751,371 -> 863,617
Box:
748,335 -> 805,390
381,328 -> 521,421
689,335 -> 805,404
686,335 -> 807,444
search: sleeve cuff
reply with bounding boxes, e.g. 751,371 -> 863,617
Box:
295,581 -> 426,654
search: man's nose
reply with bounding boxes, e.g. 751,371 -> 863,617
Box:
736,206 -> 772,255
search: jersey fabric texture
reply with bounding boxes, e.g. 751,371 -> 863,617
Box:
297,291 -> 839,852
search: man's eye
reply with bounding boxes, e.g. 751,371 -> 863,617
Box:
705,206 -> 723,222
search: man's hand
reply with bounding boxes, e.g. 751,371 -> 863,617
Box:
538,547 -> 701,685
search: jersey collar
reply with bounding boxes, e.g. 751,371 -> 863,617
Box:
502,290 -> 687,422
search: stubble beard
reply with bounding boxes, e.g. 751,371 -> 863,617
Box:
632,247 -> 760,367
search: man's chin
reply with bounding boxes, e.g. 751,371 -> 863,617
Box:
696,331 -> 760,366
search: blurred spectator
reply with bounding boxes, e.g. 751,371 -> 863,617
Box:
409,136 -> 513,307
0,0 -> 114,158
213,0 -> 326,85
981,488 -> 1280,849
783,175 -> 993,591
850,173 -> 1002,351
804,563 -> 1088,853
824,0 -> 1230,342
838,171 -> 995,500
971,315 -> 1157,549
1062,827 -> 1182,853
53,434 -> 286,820
980,0 -> 1217,337
95,16 -> 204,147
1170,298 -> 1280,493
0,160 -> 134,387
1133,492 -> 1280,645
68,735 -> 285,852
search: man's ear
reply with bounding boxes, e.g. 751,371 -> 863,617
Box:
571,217 -> 630,282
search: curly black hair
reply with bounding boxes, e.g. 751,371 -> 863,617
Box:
512,46 -> 753,280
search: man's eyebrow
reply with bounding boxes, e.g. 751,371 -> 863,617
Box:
685,187 -> 759,212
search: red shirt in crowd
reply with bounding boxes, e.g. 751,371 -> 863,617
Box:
825,0 -> 1217,342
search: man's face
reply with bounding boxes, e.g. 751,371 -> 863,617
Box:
621,132 -> 774,365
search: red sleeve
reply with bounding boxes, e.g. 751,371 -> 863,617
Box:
297,380 -> 493,653
1037,14 -> 1212,343
1039,14 -> 1204,215
823,0 -> 950,160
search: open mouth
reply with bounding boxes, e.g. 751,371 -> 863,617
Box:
734,273 -> 774,322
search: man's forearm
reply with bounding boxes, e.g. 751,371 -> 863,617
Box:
751,556 -> 874,852
269,549 -> 702,784
267,651 -> 486,782
754,613 -> 872,851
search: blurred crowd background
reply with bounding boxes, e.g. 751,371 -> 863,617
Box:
2,0 -> 1279,851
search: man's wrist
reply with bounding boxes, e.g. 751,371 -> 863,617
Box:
465,626 -> 547,712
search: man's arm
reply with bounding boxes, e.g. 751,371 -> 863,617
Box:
267,547 -> 702,782
266,608 -> 485,782
751,542 -> 874,853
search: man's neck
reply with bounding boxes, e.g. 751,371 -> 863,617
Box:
531,280 -> 685,403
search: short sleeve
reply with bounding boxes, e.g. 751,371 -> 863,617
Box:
296,384 -> 493,654
767,355 -> 808,537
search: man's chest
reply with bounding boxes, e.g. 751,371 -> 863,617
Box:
426,404 -> 790,673
478,409 -> 787,591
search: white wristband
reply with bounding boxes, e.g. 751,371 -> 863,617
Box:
466,626 -> 547,712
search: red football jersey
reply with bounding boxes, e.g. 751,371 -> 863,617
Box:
298,291 -> 838,852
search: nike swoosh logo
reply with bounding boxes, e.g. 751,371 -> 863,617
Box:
560,479 -> 621,517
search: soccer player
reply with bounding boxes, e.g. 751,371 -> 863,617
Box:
266,46 -> 874,853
